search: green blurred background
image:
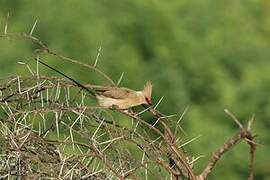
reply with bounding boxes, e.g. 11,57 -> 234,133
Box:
0,0 -> 269,179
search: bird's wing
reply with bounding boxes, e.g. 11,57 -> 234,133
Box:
96,87 -> 136,99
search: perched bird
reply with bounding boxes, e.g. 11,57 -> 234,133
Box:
37,59 -> 152,109
95,81 -> 152,109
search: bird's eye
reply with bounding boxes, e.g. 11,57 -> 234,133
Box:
145,97 -> 152,105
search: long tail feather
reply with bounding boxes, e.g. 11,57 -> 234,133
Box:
35,58 -> 96,97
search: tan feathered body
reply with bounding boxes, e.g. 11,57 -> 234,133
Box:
95,82 -> 152,109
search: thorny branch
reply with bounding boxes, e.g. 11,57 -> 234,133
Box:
0,22 -> 257,179
198,110 -> 256,180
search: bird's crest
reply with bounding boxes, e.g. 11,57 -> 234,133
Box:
142,81 -> 152,98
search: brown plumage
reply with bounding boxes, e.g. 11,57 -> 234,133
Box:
95,82 -> 152,109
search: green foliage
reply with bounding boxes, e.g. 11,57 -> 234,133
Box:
0,0 -> 269,179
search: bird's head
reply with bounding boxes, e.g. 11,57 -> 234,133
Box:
142,81 -> 152,105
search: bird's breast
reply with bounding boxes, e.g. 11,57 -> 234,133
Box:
96,95 -> 144,109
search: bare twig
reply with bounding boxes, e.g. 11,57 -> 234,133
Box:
199,111 -> 256,180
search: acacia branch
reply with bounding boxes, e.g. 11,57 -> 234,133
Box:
198,110 -> 256,180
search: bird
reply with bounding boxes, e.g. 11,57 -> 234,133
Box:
95,81 -> 152,109
36,59 -> 152,109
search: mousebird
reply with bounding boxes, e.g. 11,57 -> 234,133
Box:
95,81 -> 152,109
37,59 -> 152,109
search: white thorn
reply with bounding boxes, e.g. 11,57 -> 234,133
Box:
4,12 -> 9,35
154,96 -> 164,110
153,118 -> 160,127
179,134 -> 202,148
247,114 -> 255,131
141,151 -> 146,164
29,19 -> 38,36
224,109 -> 243,129
36,56 -> 40,78
116,72 -> 125,86
189,155 -> 205,165
17,61 -> 25,65
94,46 -> 102,67
92,118 -> 105,139
177,105 -> 190,125
18,61 -> 35,76
17,76 -> 21,94
99,136 -> 123,145
55,112 -> 59,138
